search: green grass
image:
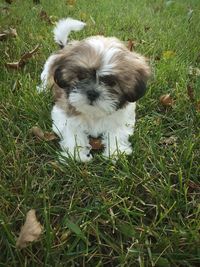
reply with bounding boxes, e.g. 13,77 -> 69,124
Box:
0,0 -> 200,266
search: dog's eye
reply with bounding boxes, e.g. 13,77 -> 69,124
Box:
99,75 -> 116,86
78,72 -> 88,81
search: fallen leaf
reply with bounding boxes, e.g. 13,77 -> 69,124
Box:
0,28 -> 17,41
43,131 -> 58,141
6,44 -> 39,70
79,11 -> 87,21
159,135 -> 177,146
30,126 -> 57,141
159,94 -> 174,107
0,6 -> 10,15
39,10 -> 54,24
67,0 -> 76,7
5,61 -> 22,70
61,230 -> 71,241
162,50 -> 175,60
16,209 -> 43,249
89,137 -> 104,150
187,84 -> 195,102
127,39 -> 135,51
5,0 -> 13,3
30,126 -> 45,139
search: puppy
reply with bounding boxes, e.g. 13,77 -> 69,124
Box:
38,18 -> 150,162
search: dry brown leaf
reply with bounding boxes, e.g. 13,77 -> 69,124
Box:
159,94 -> 174,107
67,0 -> 76,7
16,209 -> 43,249
30,126 -> 45,139
0,28 -> 17,41
127,39 -> 135,51
39,10 -> 54,24
159,135 -> 177,146
61,230 -> 71,242
5,0 -> 13,4
43,131 -> 58,141
30,126 -> 57,141
0,7 -> 10,15
162,50 -> 176,59
89,137 -> 104,150
5,44 -> 39,70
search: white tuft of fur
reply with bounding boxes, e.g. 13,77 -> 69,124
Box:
53,18 -> 86,47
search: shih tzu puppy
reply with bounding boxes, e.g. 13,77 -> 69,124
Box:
38,18 -> 150,162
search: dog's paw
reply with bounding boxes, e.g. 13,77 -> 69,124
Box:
77,151 -> 93,162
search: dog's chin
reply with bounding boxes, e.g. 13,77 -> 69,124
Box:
68,93 -> 118,117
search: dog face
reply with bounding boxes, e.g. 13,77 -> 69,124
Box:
51,36 -> 150,117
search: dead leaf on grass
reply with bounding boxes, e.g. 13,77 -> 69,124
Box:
159,94 -> 174,107
5,44 -> 39,70
127,39 -> 135,51
159,135 -> 177,146
30,126 -> 57,141
16,209 -> 43,249
0,28 -> 17,41
39,10 -> 54,24
89,137 -> 104,150
5,0 -> 13,4
162,50 -> 176,60
67,0 -> 76,7
0,6 -> 10,15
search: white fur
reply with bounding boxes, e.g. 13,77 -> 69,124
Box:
38,18 -> 142,162
52,102 -> 136,162
53,18 -> 86,47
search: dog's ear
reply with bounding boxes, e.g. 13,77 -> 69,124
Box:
125,70 -> 148,102
54,66 -> 70,89
118,52 -> 151,103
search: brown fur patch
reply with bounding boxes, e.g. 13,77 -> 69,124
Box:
45,36 -> 150,115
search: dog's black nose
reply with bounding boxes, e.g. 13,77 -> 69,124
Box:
87,90 -> 100,102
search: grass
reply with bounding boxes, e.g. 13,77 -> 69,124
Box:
0,0 -> 200,266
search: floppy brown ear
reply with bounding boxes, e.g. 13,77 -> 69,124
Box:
125,69 -> 149,102
54,66 -> 70,89
118,51 -> 151,103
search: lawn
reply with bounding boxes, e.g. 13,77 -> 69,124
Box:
0,0 -> 200,266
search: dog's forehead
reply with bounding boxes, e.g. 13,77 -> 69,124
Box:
67,36 -> 127,76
